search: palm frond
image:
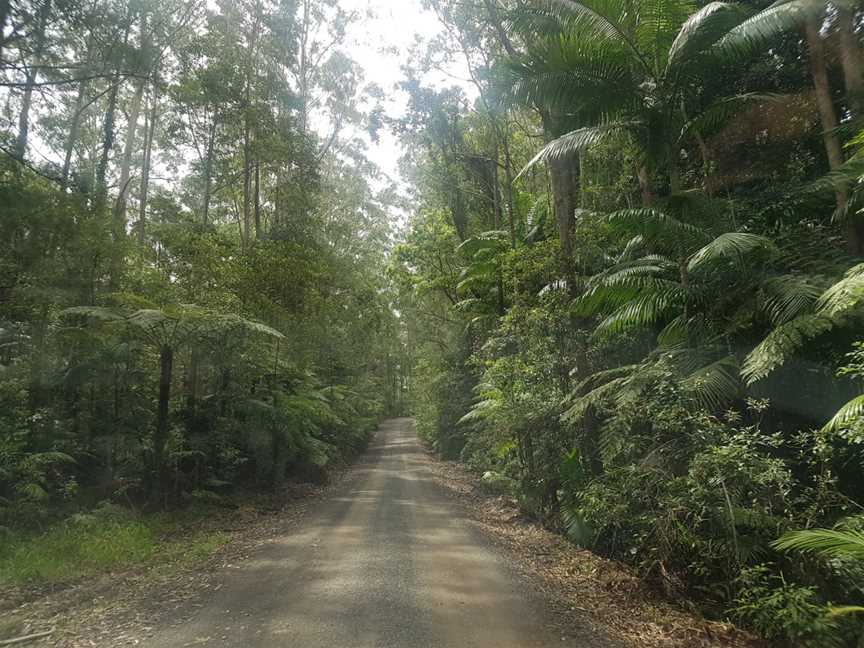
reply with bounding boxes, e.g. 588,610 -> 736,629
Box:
517,122 -> 635,178
741,313 -> 836,384
773,526 -> 864,560
666,2 -> 748,75
605,208 -> 709,250
635,0 -> 696,69
760,274 -> 827,325
591,289 -> 685,338
562,375 -> 629,424
713,0 -> 812,63
822,394 -> 864,433
687,232 -> 775,272
682,355 -> 741,410
816,263 -> 864,316
682,93 -> 783,139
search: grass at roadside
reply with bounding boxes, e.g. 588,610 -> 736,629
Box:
0,504 -> 232,587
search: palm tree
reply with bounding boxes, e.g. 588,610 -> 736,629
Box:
561,205 -> 775,421
506,0 -> 810,201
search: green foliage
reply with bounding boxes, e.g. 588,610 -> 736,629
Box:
397,0 -> 864,640
732,566 -> 839,645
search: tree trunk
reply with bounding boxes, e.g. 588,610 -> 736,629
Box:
637,165 -> 653,206
95,82 -> 119,205
0,0 -> 10,61
502,127 -> 517,247
806,18 -> 859,252
14,0 -> 51,162
138,81 -> 158,245
202,119 -> 216,225
298,0 -> 310,135
242,111 -> 252,245
836,2 -> 864,117
153,345 -> 174,502
547,153 -> 579,263
62,79 -> 89,186
254,159 -> 262,239
115,75 -> 146,227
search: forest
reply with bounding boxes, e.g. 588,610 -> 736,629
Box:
3,0 -> 864,645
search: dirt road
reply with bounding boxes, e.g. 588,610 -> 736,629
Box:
146,418 -> 592,647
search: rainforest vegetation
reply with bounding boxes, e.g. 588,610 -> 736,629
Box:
392,0 -> 864,644
0,0 -> 407,585
4,0 -> 864,644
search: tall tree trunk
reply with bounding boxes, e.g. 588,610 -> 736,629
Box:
806,18 -> 859,251
95,82 -> 119,205
153,345 -> 174,503
0,0 -> 11,61
836,2 -> 864,117
202,119 -> 216,225
242,108 -> 252,245
138,81 -> 158,245
547,154 -> 579,263
637,165 -> 653,206
254,159 -> 262,239
298,0 -> 310,136
96,19 -> 130,206
502,126 -> 517,247
242,2 -> 262,246
115,75 -> 146,225
109,75 -> 145,289
62,79 -> 89,186
14,0 -> 51,162
540,112 -> 580,263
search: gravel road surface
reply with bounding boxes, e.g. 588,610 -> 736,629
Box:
147,418 -> 583,647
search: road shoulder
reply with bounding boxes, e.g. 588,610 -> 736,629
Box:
423,453 -> 764,648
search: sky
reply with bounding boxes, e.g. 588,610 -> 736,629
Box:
336,0 -> 473,187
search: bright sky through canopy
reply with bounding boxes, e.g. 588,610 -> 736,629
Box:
338,0 -> 473,186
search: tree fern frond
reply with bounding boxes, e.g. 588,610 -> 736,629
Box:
62,306 -> 125,322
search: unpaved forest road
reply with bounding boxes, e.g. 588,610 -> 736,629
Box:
149,418 -> 589,647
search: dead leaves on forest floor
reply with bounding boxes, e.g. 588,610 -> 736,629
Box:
424,455 -> 765,648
